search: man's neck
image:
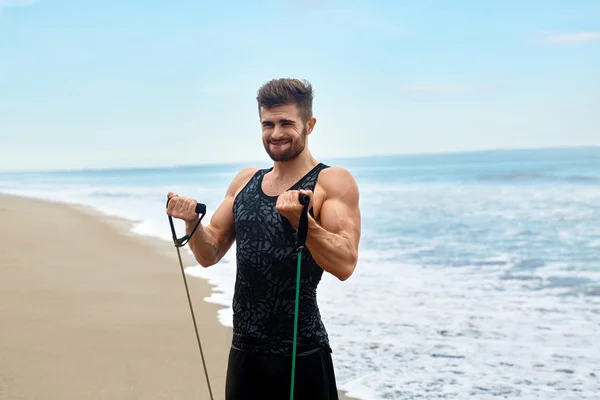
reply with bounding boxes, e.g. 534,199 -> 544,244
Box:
271,150 -> 318,180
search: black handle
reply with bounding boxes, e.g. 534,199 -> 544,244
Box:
298,193 -> 310,205
296,193 -> 311,251
166,196 -> 206,247
194,202 -> 206,215
166,197 -> 206,216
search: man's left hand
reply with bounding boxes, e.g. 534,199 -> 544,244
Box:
275,189 -> 313,230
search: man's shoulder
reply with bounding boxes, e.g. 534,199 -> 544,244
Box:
226,167 -> 261,195
319,165 -> 357,185
318,165 -> 359,198
236,167 -> 261,180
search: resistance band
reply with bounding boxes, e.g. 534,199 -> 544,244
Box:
166,193 -> 311,400
291,193 -> 311,400
166,197 -> 214,400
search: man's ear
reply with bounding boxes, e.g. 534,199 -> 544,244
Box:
306,116 -> 317,134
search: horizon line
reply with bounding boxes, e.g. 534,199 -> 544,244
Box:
1,144 -> 599,174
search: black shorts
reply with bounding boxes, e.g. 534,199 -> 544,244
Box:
225,345 -> 339,400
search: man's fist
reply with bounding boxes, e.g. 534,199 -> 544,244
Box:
275,189 -> 312,229
166,192 -> 199,223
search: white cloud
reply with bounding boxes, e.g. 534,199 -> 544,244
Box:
402,84 -> 496,94
0,0 -> 38,18
541,31 -> 600,44
0,0 -> 37,5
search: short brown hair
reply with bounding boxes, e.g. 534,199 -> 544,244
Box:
256,78 -> 314,123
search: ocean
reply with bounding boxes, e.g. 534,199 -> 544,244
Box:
1,147 -> 599,399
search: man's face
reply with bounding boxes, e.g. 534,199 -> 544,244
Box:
260,104 -> 308,162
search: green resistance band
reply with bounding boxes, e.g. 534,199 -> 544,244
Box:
290,249 -> 303,399
290,193 -> 311,400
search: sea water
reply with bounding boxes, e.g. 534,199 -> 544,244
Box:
1,147 -> 599,399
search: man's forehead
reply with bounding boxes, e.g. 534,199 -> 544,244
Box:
260,104 -> 299,120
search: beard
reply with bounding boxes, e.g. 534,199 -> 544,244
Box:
263,127 -> 307,162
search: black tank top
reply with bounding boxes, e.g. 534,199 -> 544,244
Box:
231,163 -> 330,355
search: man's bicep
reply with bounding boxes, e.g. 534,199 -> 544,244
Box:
318,170 -> 361,248
205,194 -> 236,250
319,198 -> 361,250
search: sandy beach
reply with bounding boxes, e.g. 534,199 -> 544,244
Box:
0,194 -> 355,400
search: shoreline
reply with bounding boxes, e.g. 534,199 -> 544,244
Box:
0,193 -> 357,399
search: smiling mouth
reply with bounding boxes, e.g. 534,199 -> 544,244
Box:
270,140 -> 290,146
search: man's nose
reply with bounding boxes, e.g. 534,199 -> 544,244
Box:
271,124 -> 285,139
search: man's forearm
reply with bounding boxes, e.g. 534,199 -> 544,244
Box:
304,217 -> 358,281
185,219 -> 220,267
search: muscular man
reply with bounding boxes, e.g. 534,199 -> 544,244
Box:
166,78 -> 361,399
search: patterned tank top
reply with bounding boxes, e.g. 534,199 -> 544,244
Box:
231,162 -> 330,355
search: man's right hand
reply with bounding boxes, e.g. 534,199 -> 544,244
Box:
166,192 -> 200,223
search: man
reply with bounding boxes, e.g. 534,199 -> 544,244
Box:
166,78 -> 361,399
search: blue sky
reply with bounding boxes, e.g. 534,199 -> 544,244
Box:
0,0 -> 598,172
